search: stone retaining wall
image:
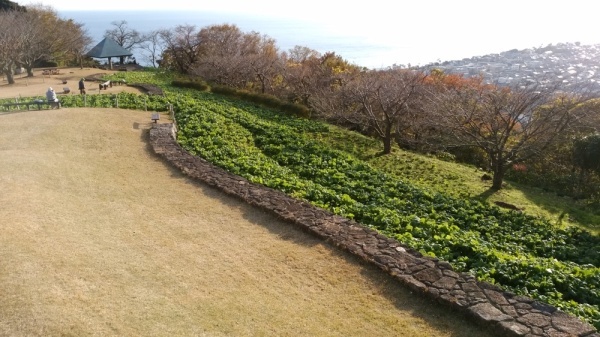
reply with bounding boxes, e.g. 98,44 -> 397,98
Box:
149,123 -> 599,337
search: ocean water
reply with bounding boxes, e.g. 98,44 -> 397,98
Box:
60,10 -> 404,69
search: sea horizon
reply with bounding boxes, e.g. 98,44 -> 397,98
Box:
60,9 -> 411,69
59,9 -> 599,71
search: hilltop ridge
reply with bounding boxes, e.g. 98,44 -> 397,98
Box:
422,42 -> 600,91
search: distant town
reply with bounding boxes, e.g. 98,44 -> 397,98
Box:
420,42 -> 600,92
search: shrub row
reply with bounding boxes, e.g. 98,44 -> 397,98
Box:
210,85 -> 310,118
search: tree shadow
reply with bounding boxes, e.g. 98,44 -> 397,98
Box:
360,150 -> 387,160
511,181 -> 600,233
475,187 -> 498,201
142,126 -> 508,336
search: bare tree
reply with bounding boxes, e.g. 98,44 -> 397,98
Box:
339,68 -> 428,154
104,20 -> 143,64
0,11 -> 23,84
279,46 -> 322,106
238,31 -> 282,93
15,5 -> 90,75
139,30 -> 164,68
192,24 -> 283,93
159,24 -> 202,74
0,5 -> 92,78
193,24 -> 246,86
436,82 -> 590,190
63,20 -> 93,69
15,8 -> 48,76
281,50 -> 360,117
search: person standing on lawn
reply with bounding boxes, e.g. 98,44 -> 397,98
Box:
79,78 -> 86,94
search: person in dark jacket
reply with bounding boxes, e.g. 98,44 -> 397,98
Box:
79,78 -> 86,94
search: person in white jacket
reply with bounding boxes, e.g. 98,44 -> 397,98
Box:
46,87 -> 61,109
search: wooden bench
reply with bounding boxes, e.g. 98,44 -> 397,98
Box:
1,100 -> 59,111
151,113 -> 160,123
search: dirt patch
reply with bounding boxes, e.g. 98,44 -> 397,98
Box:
0,67 -> 143,100
0,108 -> 493,336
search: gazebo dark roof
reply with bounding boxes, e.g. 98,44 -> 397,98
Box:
86,37 -> 133,58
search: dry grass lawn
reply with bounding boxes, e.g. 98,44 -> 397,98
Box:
0,108 -> 495,336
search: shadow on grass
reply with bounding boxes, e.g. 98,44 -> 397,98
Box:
474,187 -> 498,201
503,180 -> 600,234
143,126 -> 505,337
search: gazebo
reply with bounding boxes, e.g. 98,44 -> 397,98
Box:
86,37 -> 133,70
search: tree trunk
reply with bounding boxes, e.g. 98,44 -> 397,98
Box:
382,123 -> 393,154
257,73 -> 266,94
4,70 -> 15,84
26,66 -> 34,77
383,137 -> 392,154
576,168 -> 587,198
491,169 -> 505,190
490,154 -> 506,190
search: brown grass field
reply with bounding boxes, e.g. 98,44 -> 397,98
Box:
0,72 -> 496,336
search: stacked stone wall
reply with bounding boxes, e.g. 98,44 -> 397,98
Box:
149,123 -> 598,337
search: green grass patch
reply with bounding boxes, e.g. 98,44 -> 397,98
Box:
316,124 -> 600,235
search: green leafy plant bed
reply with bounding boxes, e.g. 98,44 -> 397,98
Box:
173,91 -> 600,330
57,92 -> 172,111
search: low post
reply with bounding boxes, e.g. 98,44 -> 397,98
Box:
84,94 -> 87,107
115,95 -> 119,108
144,97 -> 147,111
